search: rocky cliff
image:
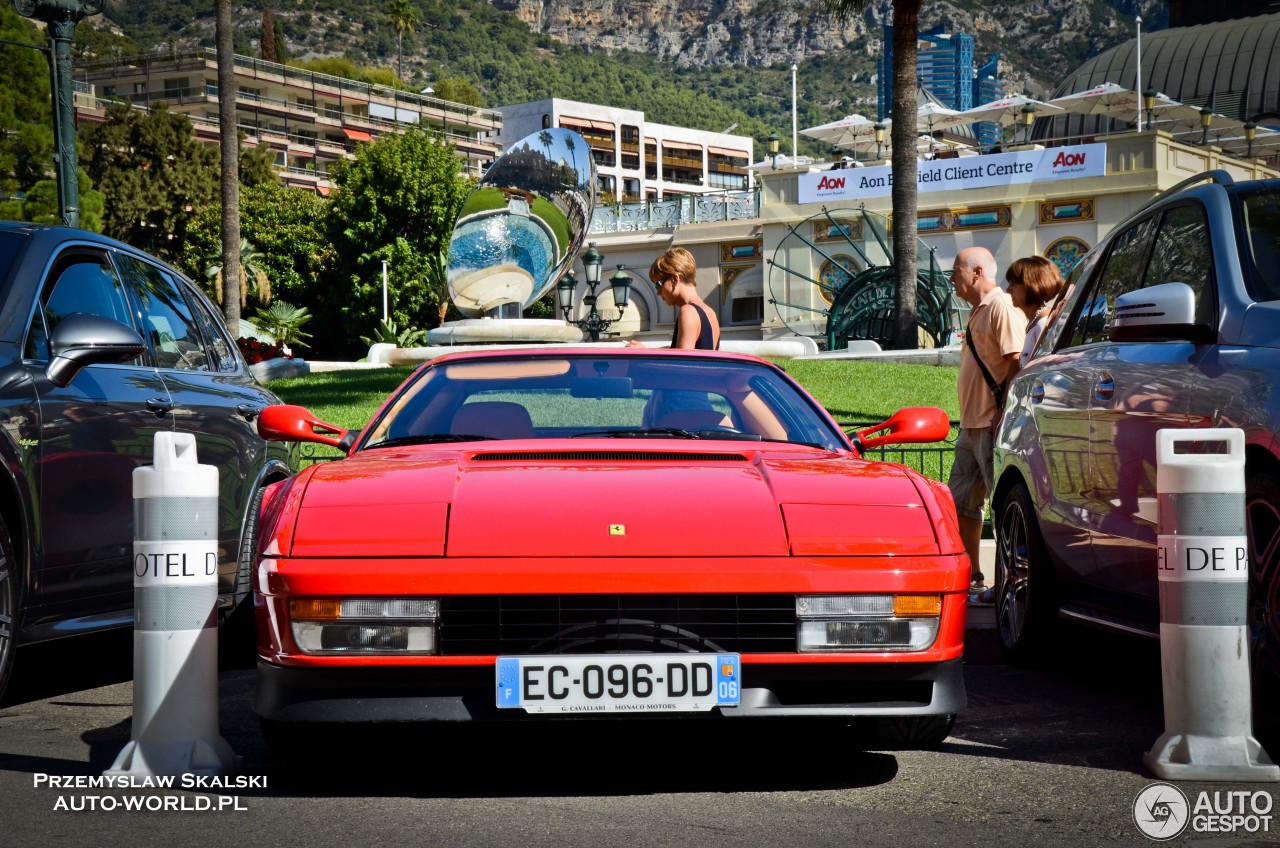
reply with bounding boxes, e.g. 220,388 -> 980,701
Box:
490,0 -> 1167,93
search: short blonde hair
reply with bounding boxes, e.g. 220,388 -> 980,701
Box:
649,247 -> 697,285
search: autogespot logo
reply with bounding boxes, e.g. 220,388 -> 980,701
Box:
1134,783 -> 1190,840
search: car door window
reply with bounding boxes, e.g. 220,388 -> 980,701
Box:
1236,189 -> 1280,302
117,253 -> 208,371
184,286 -> 240,373
1145,204 -> 1216,328
1039,246 -> 1103,354
1069,217 -> 1157,347
25,250 -> 138,361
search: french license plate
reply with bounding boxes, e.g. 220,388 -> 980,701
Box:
495,654 -> 741,714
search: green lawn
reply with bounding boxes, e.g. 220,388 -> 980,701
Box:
267,359 -> 961,478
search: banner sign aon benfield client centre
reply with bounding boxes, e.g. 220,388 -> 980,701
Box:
798,143 -> 1106,204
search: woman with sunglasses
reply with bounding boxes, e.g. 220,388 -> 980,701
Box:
626,247 -> 720,350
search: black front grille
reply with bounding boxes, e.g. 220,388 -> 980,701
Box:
439,594 -> 796,655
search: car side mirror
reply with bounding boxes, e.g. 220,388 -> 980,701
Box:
45,313 -> 147,388
852,406 -> 952,451
1110,282 -> 1208,342
258,404 -> 354,450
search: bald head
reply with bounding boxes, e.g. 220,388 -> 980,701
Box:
951,247 -> 998,305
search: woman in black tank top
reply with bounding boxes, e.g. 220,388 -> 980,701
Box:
625,247 -> 720,350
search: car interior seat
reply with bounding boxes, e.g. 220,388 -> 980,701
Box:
449,401 -> 535,440
654,408 -> 734,431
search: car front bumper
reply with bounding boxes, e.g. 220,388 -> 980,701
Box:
252,657 -> 966,723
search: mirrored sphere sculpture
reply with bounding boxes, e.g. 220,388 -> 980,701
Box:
446,127 -> 596,317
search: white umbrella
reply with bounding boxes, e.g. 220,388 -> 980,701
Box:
800,114 -> 878,148
1215,127 -> 1280,157
915,102 -> 963,134
1048,82 -> 1141,121
1145,93 -> 1216,130
954,95 -> 1065,126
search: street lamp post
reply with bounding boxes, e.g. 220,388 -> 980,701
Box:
873,122 -> 886,160
767,133 -> 780,170
1143,88 -> 1158,133
1200,105 -> 1213,146
13,0 -> 104,228
1020,103 -> 1037,146
556,243 -> 632,343
1244,121 -> 1258,158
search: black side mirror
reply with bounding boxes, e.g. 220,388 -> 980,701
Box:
45,313 -> 146,388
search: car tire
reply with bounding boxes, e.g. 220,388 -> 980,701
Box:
866,714 -> 955,749
1247,468 -> 1280,751
0,514 -> 17,703
994,481 -> 1057,665
220,486 -> 266,665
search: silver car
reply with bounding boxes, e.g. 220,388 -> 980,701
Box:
991,170 -> 1280,742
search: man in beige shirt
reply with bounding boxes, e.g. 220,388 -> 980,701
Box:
947,247 -> 1028,591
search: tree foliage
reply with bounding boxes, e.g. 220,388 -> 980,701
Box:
0,168 -> 105,232
326,126 -> 472,355
78,102 -> 219,259
177,180 -> 335,314
431,76 -> 481,107
0,6 -> 53,197
261,7 -> 278,62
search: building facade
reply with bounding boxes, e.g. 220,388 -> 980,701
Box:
572,129 -> 1277,349
75,49 -> 503,193
496,99 -> 754,203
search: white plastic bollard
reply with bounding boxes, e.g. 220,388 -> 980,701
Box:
1143,427 -> 1279,781
105,432 -> 237,778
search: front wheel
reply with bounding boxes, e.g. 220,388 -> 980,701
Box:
220,486 -> 267,664
0,514 -> 19,703
1247,469 -> 1280,750
993,481 -> 1057,664
865,714 -> 956,749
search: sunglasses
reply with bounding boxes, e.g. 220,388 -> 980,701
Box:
654,276 -> 676,289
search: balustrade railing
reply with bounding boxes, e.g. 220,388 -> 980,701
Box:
588,188 -> 760,233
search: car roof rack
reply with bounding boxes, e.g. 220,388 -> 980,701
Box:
1130,169 -> 1236,220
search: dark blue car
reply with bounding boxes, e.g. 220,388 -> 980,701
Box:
0,221 -> 293,701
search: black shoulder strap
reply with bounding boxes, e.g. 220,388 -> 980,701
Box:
966,330 -> 1003,397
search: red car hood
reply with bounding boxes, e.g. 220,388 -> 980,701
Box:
279,444 -> 943,558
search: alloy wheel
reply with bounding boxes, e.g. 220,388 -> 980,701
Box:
996,497 -> 1031,651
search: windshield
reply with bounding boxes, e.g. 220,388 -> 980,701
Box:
360,354 -> 848,452
1235,188 -> 1280,302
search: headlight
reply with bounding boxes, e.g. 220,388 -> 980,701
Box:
796,594 -> 941,652
289,598 -> 439,655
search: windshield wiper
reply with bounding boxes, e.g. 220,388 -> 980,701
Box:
570,428 -> 698,439
371,433 -> 497,448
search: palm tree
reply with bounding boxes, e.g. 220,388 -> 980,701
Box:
215,0 -> 241,336
823,0 -> 920,350
565,134 -> 578,176
537,128 -> 555,177
386,0 -> 419,82
426,250 -> 450,327
252,301 -> 313,353
205,238 -> 272,308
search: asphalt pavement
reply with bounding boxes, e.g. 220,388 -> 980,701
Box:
1,608 -> 1276,847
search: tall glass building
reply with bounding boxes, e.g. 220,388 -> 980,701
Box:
880,26 -> 1003,148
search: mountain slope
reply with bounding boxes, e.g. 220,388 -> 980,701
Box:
91,0 -> 1164,155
